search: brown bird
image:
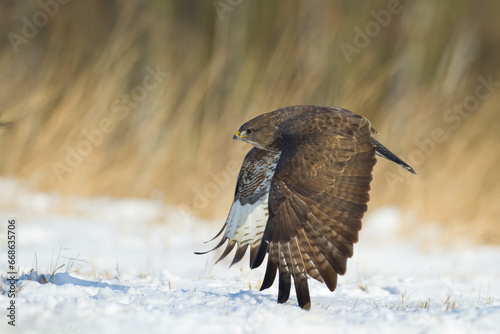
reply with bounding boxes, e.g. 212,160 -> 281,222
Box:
197,105 -> 415,310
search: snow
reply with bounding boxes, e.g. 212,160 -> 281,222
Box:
0,178 -> 499,334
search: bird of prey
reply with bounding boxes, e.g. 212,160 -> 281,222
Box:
197,105 -> 415,310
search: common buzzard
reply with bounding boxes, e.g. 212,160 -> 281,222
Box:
197,105 -> 415,309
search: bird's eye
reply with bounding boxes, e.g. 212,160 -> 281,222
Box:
246,129 -> 253,135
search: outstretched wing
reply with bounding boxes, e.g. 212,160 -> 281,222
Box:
252,109 -> 377,309
196,147 -> 280,267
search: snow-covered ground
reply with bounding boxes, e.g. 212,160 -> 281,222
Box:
0,178 -> 499,334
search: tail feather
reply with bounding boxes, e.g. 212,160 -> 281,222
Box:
370,137 -> 416,174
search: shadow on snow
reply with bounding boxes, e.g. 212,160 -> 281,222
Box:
15,271 -> 128,292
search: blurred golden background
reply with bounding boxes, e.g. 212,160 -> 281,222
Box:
0,0 -> 499,243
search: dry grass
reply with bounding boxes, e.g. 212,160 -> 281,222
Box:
377,291 -> 432,312
0,0 -> 499,243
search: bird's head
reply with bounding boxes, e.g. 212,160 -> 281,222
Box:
233,114 -> 280,150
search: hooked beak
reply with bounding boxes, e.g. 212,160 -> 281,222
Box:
233,130 -> 247,141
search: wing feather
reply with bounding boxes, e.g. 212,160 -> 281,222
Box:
260,252 -> 277,290
195,147 -> 280,267
253,108 -> 377,309
289,238 -> 311,309
277,242 -> 292,304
